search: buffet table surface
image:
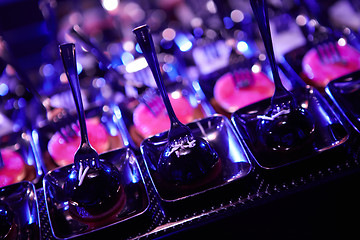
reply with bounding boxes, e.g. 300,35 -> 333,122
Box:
36,130 -> 360,239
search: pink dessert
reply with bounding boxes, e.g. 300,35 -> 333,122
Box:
214,71 -> 275,112
0,149 -> 25,188
48,118 -> 110,166
133,93 -> 195,138
302,42 -> 360,88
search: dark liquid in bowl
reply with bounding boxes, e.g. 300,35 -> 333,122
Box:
64,161 -> 125,222
247,119 -> 345,168
154,159 -> 222,199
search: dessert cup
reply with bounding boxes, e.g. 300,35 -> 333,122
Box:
43,147 -> 159,239
0,181 -> 40,239
140,115 -> 253,215
0,130 -> 44,188
232,85 -> 349,169
326,70 -> 360,133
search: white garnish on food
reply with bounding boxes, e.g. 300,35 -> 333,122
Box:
78,162 -> 83,181
168,137 -> 196,157
77,162 -> 90,186
257,108 -> 291,121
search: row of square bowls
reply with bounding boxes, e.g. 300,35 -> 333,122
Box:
2,39 -> 360,239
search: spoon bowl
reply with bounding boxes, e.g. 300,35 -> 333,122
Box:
250,0 -> 315,151
133,25 -> 219,185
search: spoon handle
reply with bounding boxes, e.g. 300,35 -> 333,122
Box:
70,25 -> 127,86
71,25 -> 113,70
59,43 -> 89,146
133,25 -> 181,126
250,0 -> 284,91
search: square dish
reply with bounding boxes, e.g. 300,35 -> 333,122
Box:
326,70 -> 360,133
231,86 -> 349,169
0,130 -> 44,188
0,181 -> 40,239
43,147 -> 157,239
140,115 -> 253,203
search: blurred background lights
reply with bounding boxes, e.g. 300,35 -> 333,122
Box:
206,0 -> 217,14
42,64 -> 55,77
60,72 -> 68,83
162,28 -> 176,41
92,77 -> 106,88
237,41 -> 249,53
101,0 -> 119,11
0,83 -> 9,96
171,91 -> 181,99
295,14 -> 307,27
259,53 -> 267,61
190,17 -> 203,28
76,62 -> 83,74
121,52 -> 134,65
135,43 -> 143,53
231,10 -> 244,23
122,40 -> 135,52
174,33 -> 192,52
125,57 -> 148,73
223,16 -> 234,29
251,64 -> 261,73
193,27 -> 204,38
205,29 -> 217,39
338,38 -> 347,46
162,63 -> 173,73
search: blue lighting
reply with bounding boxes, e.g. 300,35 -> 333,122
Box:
135,43 -> 143,53
76,62 -> 83,75
237,41 -> 249,53
18,98 -> 26,108
0,83 -> 9,96
69,170 -> 77,180
160,39 -> 173,50
223,16 -> 234,29
174,33 -> 193,52
42,64 -> 55,77
162,63 -> 178,80
105,165 -> 112,173
121,51 -> 134,65
193,27 -> 204,38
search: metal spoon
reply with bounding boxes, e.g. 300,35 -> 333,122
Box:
60,43 -> 122,217
251,0 -> 315,151
133,25 -> 219,184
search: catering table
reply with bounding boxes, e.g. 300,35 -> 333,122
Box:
36,130 -> 360,239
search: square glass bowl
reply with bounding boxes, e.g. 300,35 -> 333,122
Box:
0,181 -> 40,239
232,86 -> 349,169
0,130 -> 44,188
326,70 -> 360,133
43,147 -> 157,239
140,115 -> 253,203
